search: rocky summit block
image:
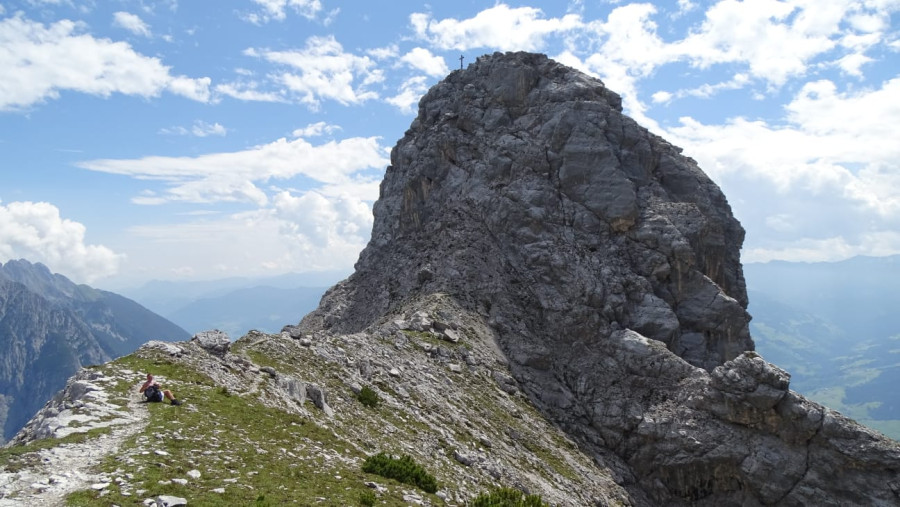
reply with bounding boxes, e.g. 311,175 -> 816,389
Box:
298,52 -> 900,505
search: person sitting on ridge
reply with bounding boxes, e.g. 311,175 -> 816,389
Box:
139,373 -> 182,405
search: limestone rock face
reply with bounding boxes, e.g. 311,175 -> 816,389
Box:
307,52 -> 751,371
191,330 -> 231,357
299,53 -> 900,505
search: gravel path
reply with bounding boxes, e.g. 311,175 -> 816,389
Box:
0,374 -> 148,506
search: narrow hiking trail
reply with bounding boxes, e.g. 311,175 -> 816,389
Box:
0,372 -> 149,506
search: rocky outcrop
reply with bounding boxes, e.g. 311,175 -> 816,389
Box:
298,52 -> 900,505
191,329 -> 231,357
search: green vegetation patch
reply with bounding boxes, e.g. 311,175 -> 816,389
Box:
63,354 -> 401,506
362,453 -> 438,494
473,487 -> 547,507
357,386 -> 380,408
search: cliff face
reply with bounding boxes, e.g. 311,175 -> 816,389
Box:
300,53 -> 900,505
0,260 -> 189,443
306,52 -> 751,372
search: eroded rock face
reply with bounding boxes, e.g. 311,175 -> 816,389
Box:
299,52 -> 900,505
306,52 -> 750,372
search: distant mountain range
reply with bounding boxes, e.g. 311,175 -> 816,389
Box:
745,255 -> 900,439
118,271 -> 348,339
117,257 -> 900,440
0,259 -> 189,443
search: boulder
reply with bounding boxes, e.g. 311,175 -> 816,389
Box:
192,330 -> 231,357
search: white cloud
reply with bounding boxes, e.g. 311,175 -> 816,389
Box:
112,11 -> 151,37
121,199 -> 367,282
214,81 -> 284,103
292,121 -> 341,138
677,0 -> 697,14
411,4 -> 582,51
0,201 -> 122,283
272,190 -> 372,248
673,0 -> 837,86
367,44 -> 399,60
0,14 -> 211,110
399,47 -> 449,77
658,73 -> 751,102
159,120 -> 227,137
651,90 -> 672,104
77,136 -> 388,205
168,75 -> 212,102
386,76 -> 428,115
666,77 -> 900,262
246,36 -> 381,108
246,0 -> 323,24
743,231 -> 900,263
248,0 -> 322,23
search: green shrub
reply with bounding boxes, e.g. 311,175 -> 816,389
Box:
358,489 -> 377,506
472,487 -> 547,507
362,453 -> 438,493
357,386 -> 380,408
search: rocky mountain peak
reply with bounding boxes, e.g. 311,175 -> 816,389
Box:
305,50 -> 751,372
297,52 -> 899,504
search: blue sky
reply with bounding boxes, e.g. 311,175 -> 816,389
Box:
1,0 -> 898,289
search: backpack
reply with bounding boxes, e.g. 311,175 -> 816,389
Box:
144,385 -> 162,402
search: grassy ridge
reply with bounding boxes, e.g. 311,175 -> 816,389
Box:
63,354 -> 434,506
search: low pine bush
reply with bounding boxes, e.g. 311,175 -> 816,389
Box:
357,386 -> 380,408
472,487 -> 546,507
361,453 -> 438,494
358,489 -> 376,506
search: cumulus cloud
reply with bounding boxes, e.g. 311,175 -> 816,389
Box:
122,199 -> 368,282
77,136 -> 388,205
245,36 -> 382,108
112,11 -> 151,37
272,190 -> 372,248
116,185 -> 381,282
0,14 -> 211,110
292,121 -> 341,138
670,78 -> 900,211
367,44 -> 399,60
666,77 -> 900,261
548,0 -> 898,123
399,47 -> 449,77
410,4 -> 582,51
214,81 -> 284,103
386,76 -> 428,114
246,0 -> 323,23
0,201 -> 122,283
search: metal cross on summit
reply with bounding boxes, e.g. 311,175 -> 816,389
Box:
459,55 -> 464,69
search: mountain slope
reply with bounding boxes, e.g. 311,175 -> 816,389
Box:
1,314 -> 630,505
0,279 -> 107,441
746,258 -> 900,439
0,260 -> 189,443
